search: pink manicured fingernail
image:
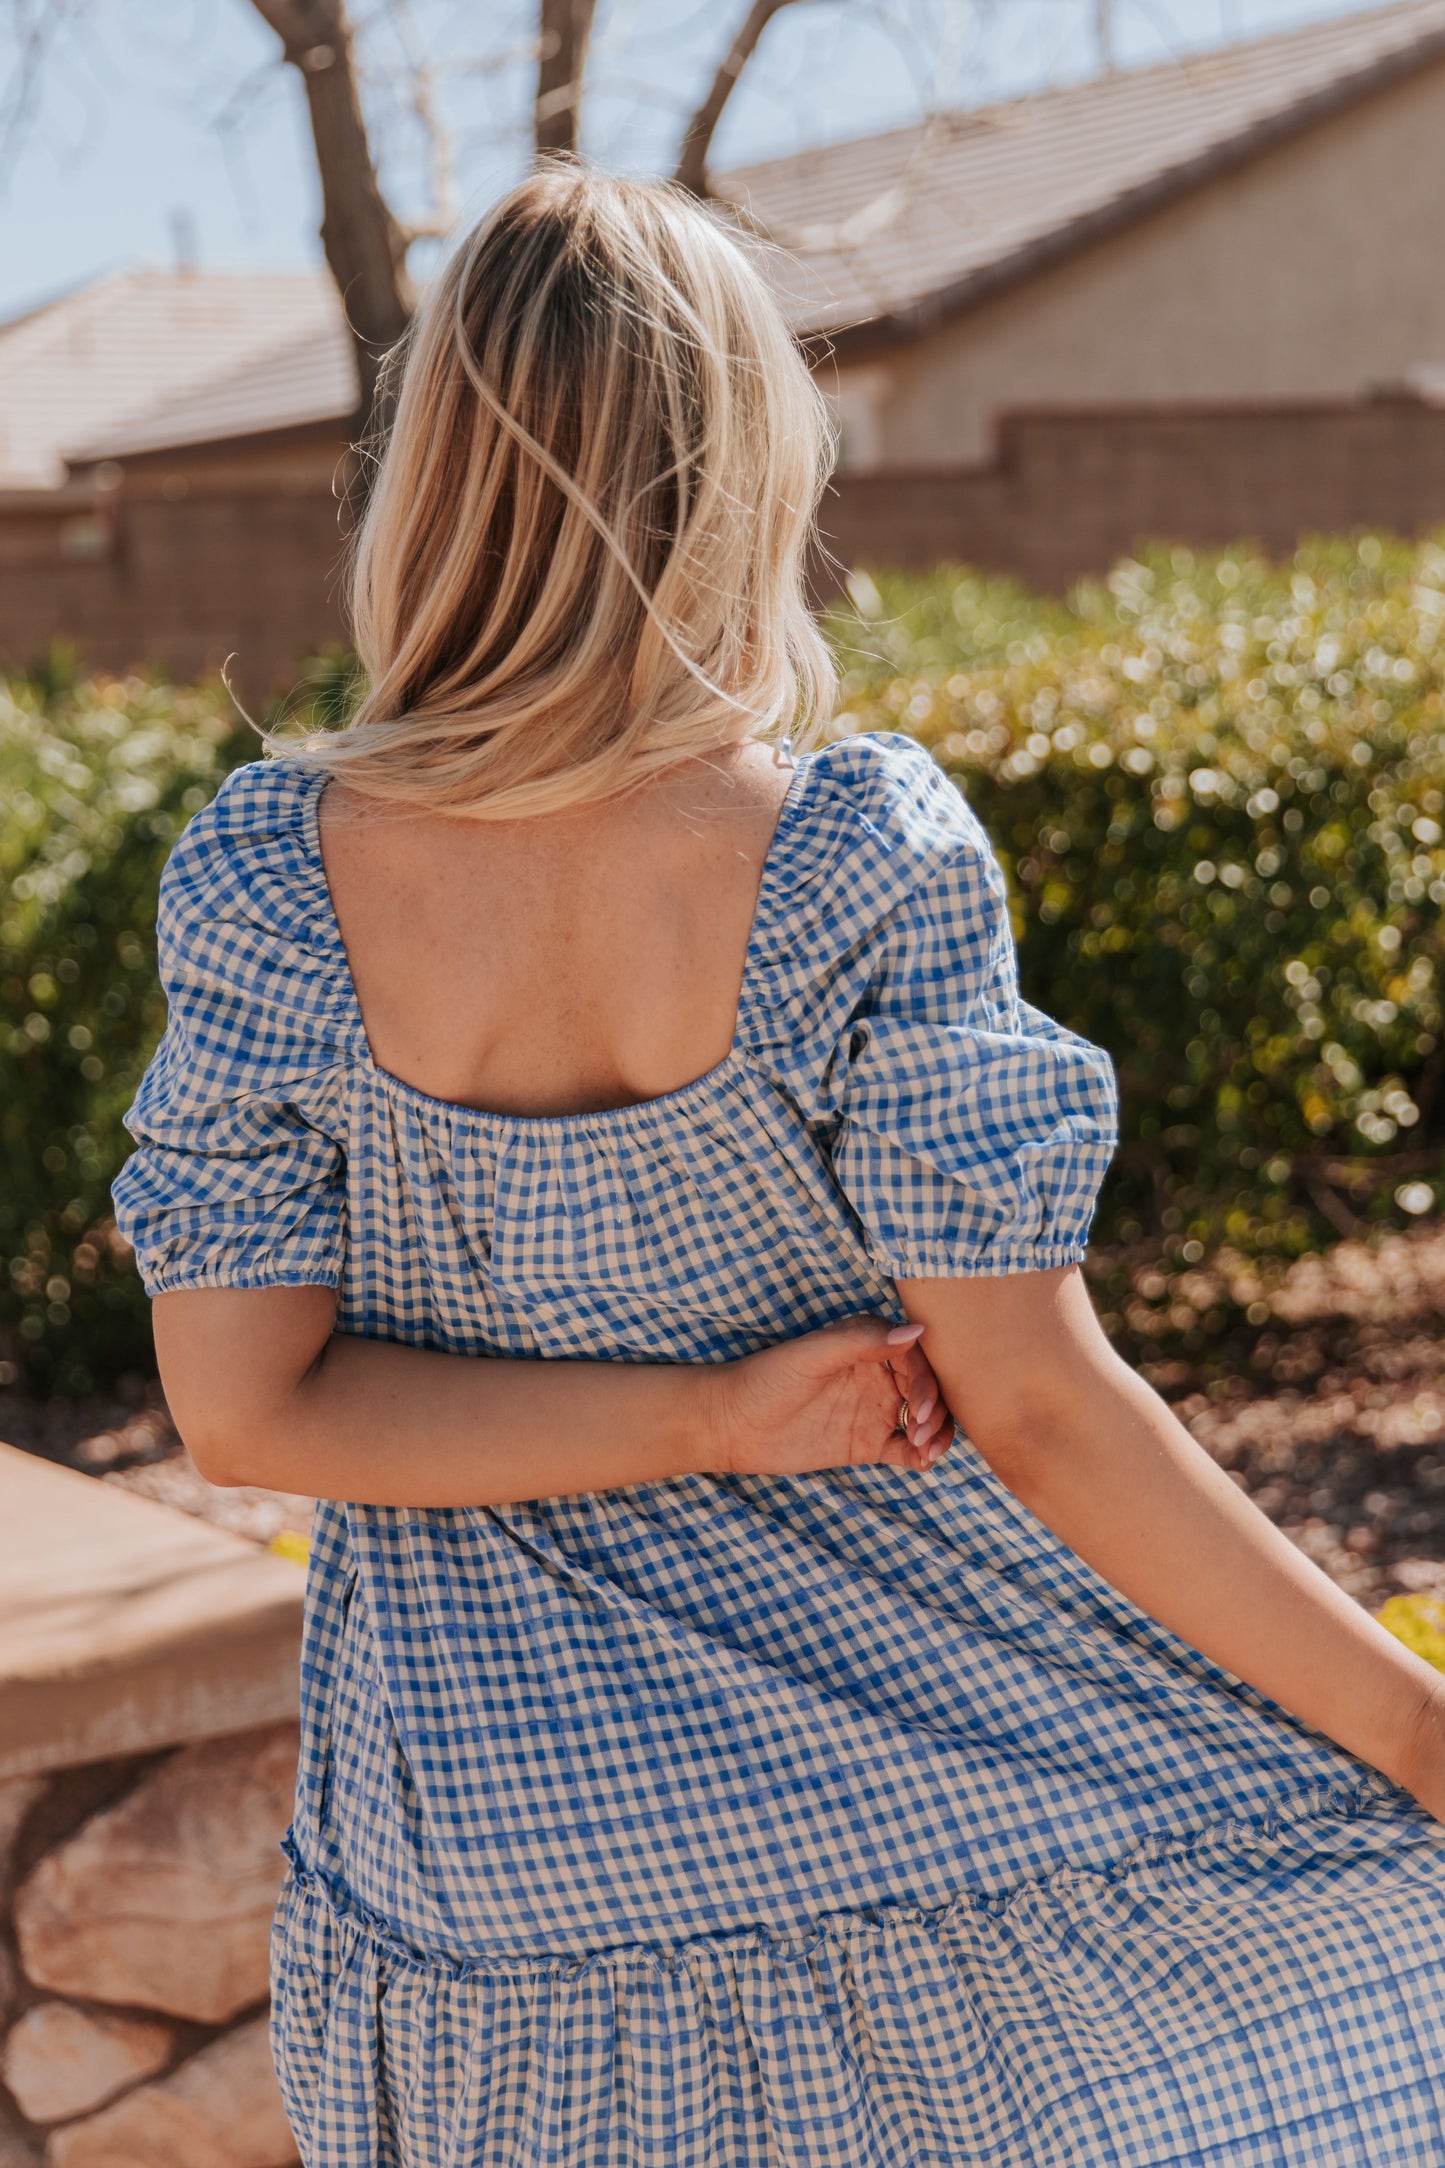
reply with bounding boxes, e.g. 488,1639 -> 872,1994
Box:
914,1394 -> 935,1424
885,1322 -> 924,1345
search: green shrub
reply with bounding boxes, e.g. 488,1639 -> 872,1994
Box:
0,670 -> 251,1394
827,535 -> 1445,1266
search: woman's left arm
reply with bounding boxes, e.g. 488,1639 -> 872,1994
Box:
150,1284 -> 951,1507
896,1263 -> 1445,1822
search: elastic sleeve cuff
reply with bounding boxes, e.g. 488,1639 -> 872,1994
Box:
868,1239 -> 1090,1280
137,1259 -> 344,1299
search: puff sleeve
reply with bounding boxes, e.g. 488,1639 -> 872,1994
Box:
829,758 -> 1118,1279
110,767 -> 350,1298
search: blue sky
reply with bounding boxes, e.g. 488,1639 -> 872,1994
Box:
0,0 -> 1387,320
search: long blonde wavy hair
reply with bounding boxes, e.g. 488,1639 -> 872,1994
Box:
268,164 -> 838,818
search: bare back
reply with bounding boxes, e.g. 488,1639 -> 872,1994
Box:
316,741 -> 797,1119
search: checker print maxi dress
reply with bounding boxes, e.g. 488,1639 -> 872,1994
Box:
113,732 -> 1445,2166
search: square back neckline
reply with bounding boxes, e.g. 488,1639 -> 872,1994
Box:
293,749 -> 818,1134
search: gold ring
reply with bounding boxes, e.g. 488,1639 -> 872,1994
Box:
897,1396 -> 911,1436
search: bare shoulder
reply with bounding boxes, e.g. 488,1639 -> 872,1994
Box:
720,736 -> 797,801
305,739 -> 802,1113
714,737 -> 797,807
646,739 -> 796,855
316,778 -> 414,837
315,777 -> 439,883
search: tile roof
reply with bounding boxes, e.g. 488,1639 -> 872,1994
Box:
719,0 -> 1445,342
69,321 -> 358,462
0,267 -> 345,487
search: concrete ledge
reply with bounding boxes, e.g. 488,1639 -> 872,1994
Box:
0,1444 -> 305,1779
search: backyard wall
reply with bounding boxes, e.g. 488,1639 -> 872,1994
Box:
0,1446 -> 305,2166
0,427 -> 350,699
9,395 -> 1445,690
815,392 -> 1445,593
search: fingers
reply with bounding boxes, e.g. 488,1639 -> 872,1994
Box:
859,1329 -> 950,1459
878,1395 -> 953,1471
881,1413 -> 953,1474
795,1313 -> 956,1473
889,1340 -> 941,1425
820,1314 -> 925,1366
887,1340 -> 952,1458
902,1372 -> 955,1469
875,1318 -> 953,1474
843,1315 -> 955,1466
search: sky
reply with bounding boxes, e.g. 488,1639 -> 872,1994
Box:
0,0 -> 1394,321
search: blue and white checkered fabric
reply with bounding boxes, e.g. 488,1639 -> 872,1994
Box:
113,733 -> 1445,2165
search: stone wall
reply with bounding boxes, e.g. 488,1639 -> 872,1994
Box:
0,1447 -> 307,2166
0,1730 -> 300,2166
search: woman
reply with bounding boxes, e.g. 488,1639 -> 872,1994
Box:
112,168 -> 1445,2166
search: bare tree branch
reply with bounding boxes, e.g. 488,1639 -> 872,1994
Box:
673,0 -> 802,198
378,0 -> 459,245
535,0 -> 596,158
245,0 -> 413,429
0,0 -> 75,193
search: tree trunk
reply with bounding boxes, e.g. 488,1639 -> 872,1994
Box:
246,0 -> 413,435
535,0 -> 596,158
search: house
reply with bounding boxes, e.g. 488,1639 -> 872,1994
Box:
9,0 -> 1445,688
727,0 -> 1445,467
0,267 -> 344,492
0,270 -> 353,692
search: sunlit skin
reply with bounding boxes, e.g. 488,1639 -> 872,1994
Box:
153,739 -> 1445,1826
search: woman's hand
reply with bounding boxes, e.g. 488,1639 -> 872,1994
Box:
709,1315 -> 954,1479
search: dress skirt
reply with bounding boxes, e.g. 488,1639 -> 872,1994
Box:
270,1777 -> 1445,2167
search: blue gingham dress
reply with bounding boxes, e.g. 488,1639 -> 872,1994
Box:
113,732 -> 1445,2166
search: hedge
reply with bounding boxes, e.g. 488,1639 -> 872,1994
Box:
825,535 -> 1445,1269
0,668 -> 251,1394
6,537 -> 1445,1391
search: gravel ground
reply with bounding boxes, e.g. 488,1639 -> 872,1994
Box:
1139,1229 -> 1445,1608
5,1226 -> 1445,1610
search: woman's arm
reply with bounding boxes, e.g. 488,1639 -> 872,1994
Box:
896,1264 -> 1445,1820
152,1285 -> 952,1507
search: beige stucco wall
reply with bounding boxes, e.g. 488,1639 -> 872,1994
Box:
826,54 -> 1445,469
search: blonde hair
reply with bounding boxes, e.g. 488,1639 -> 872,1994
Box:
269,164 -> 838,818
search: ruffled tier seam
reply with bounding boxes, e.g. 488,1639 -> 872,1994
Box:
278,1768 -> 1416,1987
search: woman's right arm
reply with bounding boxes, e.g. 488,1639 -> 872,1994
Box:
152,1284 -> 952,1506
894,1263 -> 1445,1823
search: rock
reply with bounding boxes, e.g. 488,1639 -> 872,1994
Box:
0,2106 -> 41,2168
0,1941 -> 18,2034
3,2002 -> 176,2124
0,1776 -> 45,1894
0,1445 -> 303,1780
45,2017 -> 298,2168
15,1725 -> 297,2022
